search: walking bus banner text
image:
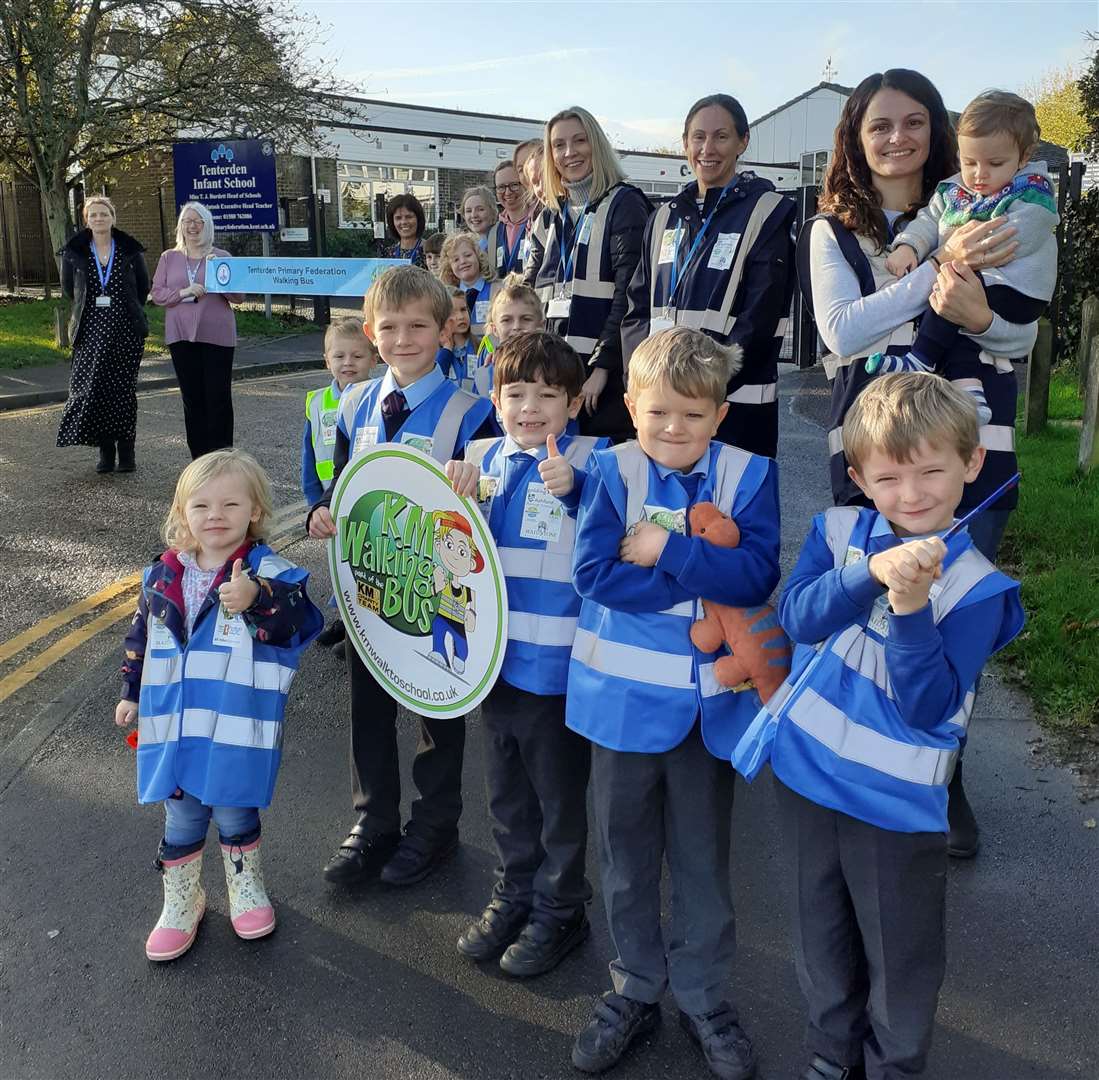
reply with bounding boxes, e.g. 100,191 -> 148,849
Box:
204,257 -> 406,296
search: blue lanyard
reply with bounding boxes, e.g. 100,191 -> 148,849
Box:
557,203 -> 589,285
94,239 -> 116,292
502,222 -> 526,272
399,240 -> 422,263
666,181 -> 736,307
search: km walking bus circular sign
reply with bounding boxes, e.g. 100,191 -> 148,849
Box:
328,445 -> 508,718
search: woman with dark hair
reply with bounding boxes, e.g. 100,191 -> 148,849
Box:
383,194 -> 427,267
622,93 -> 796,459
523,105 -> 651,442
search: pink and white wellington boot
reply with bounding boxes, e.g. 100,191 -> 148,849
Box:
220,838 -> 276,940
145,848 -> 206,961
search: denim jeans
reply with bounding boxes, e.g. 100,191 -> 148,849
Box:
161,791 -> 260,858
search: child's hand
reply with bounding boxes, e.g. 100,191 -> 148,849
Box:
309,506 -> 337,539
218,559 -> 260,615
885,244 -> 919,277
440,316 -> 455,350
433,564 -> 446,593
114,700 -> 138,728
870,538 -> 945,614
446,459 -> 480,498
538,433 -> 574,498
619,522 -> 670,567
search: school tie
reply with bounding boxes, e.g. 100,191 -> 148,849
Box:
466,288 -> 479,317
380,388 -> 408,440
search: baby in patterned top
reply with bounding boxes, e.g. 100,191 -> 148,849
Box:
867,90 -> 1059,424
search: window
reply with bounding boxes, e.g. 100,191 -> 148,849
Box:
800,150 -> 830,187
337,163 -> 438,230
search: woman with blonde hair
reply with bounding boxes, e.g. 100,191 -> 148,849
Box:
523,106 -> 650,441
57,195 -> 150,473
151,201 -> 244,459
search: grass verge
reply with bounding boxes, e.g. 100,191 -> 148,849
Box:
0,297 -> 314,369
1000,368 -> 1099,729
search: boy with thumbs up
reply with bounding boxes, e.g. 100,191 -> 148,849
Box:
445,331 -> 610,978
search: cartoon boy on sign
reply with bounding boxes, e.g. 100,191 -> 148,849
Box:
429,510 -> 483,675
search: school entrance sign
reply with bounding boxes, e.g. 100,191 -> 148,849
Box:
329,445 -> 508,718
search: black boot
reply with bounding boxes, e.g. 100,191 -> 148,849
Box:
116,439 -> 136,472
95,441 -> 115,473
948,761 -> 979,858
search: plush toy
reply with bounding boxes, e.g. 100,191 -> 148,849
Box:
687,502 -> 791,702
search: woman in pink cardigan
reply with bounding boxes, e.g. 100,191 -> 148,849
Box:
151,202 -> 244,458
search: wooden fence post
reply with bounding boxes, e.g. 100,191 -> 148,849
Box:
1025,319 -> 1053,436
1080,336 -> 1099,475
1080,295 -> 1099,397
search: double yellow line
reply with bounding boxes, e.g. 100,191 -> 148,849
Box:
0,502 -> 308,706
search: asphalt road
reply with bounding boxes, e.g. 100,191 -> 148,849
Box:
0,366 -> 1095,1080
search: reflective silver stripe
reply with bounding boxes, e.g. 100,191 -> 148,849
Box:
774,317 -> 789,337
827,427 -> 845,456
980,424 -> 1015,452
338,381 -> 369,433
138,712 -> 178,745
647,203 -> 674,311
929,547 -> 996,622
613,442 -> 653,527
726,382 -> 778,405
571,627 -> 694,689
827,324 -> 918,375
699,661 -> 732,699
788,687 -> 956,786
570,278 -> 615,299
822,353 -> 843,379
946,690 -> 976,731
500,546 -> 572,583
256,553 -> 293,578
180,708 -> 281,750
184,650 -> 295,694
564,333 -> 600,354
660,600 -> 696,618
830,624 -> 892,697
432,391 -> 480,463
676,307 -> 736,336
508,610 -> 578,648
712,444 -> 753,508
472,366 -> 493,396
142,655 -> 181,686
823,507 -> 861,568
578,187 -> 624,285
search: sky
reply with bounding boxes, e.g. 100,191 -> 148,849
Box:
296,0 -> 1096,150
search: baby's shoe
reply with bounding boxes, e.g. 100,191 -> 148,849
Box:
145,845 -> 206,961
220,836 -> 276,940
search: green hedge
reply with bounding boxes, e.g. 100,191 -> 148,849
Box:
1056,186 -> 1099,367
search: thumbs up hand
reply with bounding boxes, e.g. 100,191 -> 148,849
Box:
218,557 -> 260,615
538,433 -> 574,498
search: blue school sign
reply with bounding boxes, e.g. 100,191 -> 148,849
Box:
204,257 -> 406,296
172,139 -> 278,232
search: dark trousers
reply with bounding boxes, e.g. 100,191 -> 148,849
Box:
346,643 -> 465,839
774,779 -> 946,1079
591,723 -> 737,1015
480,679 -> 591,918
717,399 -> 778,459
168,340 -> 235,459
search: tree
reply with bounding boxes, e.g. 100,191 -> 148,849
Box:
0,0 -> 356,257
1023,65 -> 1089,153
1078,32 -> 1099,157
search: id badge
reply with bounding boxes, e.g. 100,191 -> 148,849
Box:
519,482 -> 565,543
707,232 -> 741,271
180,295 -> 196,304
477,475 -> 500,505
320,410 -> 338,446
657,228 -> 677,264
577,215 -> 594,245
353,426 -> 379,453
212,606 -> 247,648
547,296 -> 571,319
867,594 -> 891,638
650,308 -> 675,333
399,432 -> 434,455
149,617 -> 174,651
95,295 -> 111,308
496,246 -> 505,268
474,300 -> 490,325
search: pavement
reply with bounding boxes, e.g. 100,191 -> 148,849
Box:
0,364 -> 1096,1080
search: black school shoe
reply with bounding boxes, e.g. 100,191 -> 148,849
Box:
571,991 -> 661,1074
947,761 -> 980,858
316,620 -> 346,648
799,1054 -> 866,1080
379,828 -> 458,886
457,897 -> 530,961
95,441 -> 115,473
322,824 -> 400,885
499,909 -> 589,977
679,1003 -> 757,1080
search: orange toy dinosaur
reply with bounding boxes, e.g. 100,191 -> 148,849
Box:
687,502 -> 791,702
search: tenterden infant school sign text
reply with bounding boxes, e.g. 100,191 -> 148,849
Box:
172,138 -> 278,232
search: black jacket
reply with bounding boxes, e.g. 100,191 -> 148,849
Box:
60,227 -> 150,345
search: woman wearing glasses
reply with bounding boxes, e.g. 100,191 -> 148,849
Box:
487,160 -> 533,279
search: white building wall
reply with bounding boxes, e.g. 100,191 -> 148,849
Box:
749,86 -> 849,164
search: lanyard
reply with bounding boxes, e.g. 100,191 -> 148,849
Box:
502,222 -> 526,273
400,240 -> 422,263
666,180 -> 736,306
94,239 -> 116,292
556,202 -> 589,285
184,256 -> 202,286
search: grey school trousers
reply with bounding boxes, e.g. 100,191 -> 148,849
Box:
774,778 -> 947,1079
591,723 -> 738,1015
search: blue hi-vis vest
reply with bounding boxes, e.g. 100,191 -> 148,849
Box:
305,382 -> 341,487
533,184 -> 650,360
136,546 -> 321,809
732,507 -> 1024,833
567,441 -> 772,757
337,370 -> 492,464
466,433 -> 607,696
796,215 -> 1019,513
